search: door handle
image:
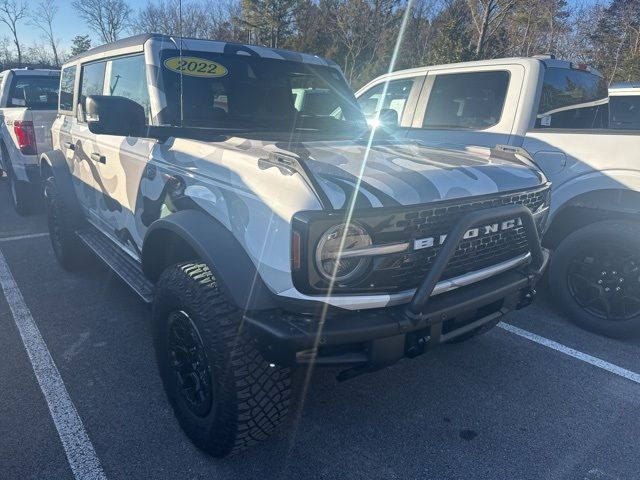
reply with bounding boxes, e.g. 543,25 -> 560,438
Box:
90,152 -> 106,164
64,142 -> 75,150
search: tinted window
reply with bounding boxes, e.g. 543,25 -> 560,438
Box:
9,75 -> 60,110
59,66 -> 76,112
107,55 -> 151,120
358,79 -> 415,120
536,67 -> 608,129
80,61 -> 106,109
423,71 -> 509,129
160,50 -> 366,134
609,96 -> 640,130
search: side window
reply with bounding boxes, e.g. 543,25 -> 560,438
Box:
609,96 -> 640,130
357,78 -> 416,120
59,66 -> 76,112
106,55 -> 151,121
423,71 -> 509,130
79,61 -> 106,116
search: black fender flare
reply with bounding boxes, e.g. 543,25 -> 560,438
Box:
40,149 -> 83,217
142,209 -> 277,311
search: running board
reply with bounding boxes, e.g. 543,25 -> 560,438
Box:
76,229 -> 154,304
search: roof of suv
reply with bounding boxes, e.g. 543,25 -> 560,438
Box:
66,33 -> 338,68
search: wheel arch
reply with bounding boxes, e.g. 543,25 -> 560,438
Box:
544,187 -> 640,249
39,149 -> 82,215
142,209 -> 277,311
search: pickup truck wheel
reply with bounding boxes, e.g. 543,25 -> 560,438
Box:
152,262 -> 290,457
8,167 -> 33,215
549,220 -> 640,338
44,178 -> 84,270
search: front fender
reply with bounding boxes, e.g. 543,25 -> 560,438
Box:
549,169 -> 640,224
142,209 -> 277,311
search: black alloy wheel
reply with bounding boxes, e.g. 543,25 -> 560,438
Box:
167,310 -> 214,417
549,220 -> 640,338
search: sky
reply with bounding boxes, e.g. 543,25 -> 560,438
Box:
2,0 -> 151,52
3,0 -> 607,54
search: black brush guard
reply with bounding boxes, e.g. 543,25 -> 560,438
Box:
246,204 -> 549,376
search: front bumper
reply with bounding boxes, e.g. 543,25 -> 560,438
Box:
246,204 -> 549,374
247,250 -> 547,370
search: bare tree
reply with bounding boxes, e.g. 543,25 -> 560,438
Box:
0,35 -> 13,67
25,41 -> 53,66
467,0 -> 519,58
0,0 -> 27,66
71,0 -> 132,44
29,0 -> 60,67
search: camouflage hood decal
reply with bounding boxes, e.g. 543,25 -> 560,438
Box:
276,140 -> 546,209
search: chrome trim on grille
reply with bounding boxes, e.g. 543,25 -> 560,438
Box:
326,242 -> 410,259
280,252 -> 532,310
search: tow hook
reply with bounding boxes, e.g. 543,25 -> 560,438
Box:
517,289 -> 536,309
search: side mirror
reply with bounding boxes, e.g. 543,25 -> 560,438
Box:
378,108 -> 398,130
86,95 -> 146,137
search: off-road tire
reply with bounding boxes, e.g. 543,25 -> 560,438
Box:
44,177 -> 84,270
153,262 -> 291,457
549,220 -> 640,338
446,317 -> 501,343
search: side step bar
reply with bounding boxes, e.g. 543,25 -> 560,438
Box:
77,229 -> 154,304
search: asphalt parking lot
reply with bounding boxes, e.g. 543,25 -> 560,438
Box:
0,178 -> 639,480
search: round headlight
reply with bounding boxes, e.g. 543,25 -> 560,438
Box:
315,222 -> 372,284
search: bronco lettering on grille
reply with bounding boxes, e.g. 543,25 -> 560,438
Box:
413,217 -> 523,251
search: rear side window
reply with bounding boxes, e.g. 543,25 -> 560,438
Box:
609,96 -> 640,130
106,55 -> 151,121
423,71 -> 509,129
59,66 -> 76,112
80,61 -> 106,111
536,67 -> 608,129
358,78 -> 415,120
8,75 -> 60,110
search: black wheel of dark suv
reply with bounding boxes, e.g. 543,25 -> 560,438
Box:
549,220 -> 640,338
44,177 -> 84,270
152,262 -> 291,457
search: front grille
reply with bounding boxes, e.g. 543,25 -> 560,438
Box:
375,188 -> 548,291
294,186 -> 549,295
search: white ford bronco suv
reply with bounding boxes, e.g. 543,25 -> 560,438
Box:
42,34 -> 549,456
0,68 -> 60,213
358,57 -> 640,337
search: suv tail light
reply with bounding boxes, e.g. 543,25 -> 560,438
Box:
13,121 -> 37,155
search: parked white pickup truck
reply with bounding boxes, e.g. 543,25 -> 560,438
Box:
609,83 -> 640,130
357,56 -> 640,337
0,68 -> 59,213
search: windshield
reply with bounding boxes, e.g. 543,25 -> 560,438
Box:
8,75 -> 59,110
159,50 -> 367,134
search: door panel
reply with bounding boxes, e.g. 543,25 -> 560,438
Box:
89,53 -> 155,257
91,135 -> 154,256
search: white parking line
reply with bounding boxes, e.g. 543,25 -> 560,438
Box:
499,322 -> 640,385
0,232 -> 49,242
0,249 -> 107,480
